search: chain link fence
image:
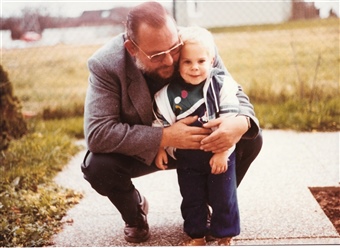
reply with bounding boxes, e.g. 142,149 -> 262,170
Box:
2,1 -> 339,118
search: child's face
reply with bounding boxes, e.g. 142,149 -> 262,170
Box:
179,43 -> 213,85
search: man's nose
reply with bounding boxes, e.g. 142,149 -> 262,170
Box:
162,52 -> 174,66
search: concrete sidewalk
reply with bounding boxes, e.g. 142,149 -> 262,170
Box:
51,130 -> 340,246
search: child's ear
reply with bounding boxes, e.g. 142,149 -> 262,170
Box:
211,57 -> 215,66
124,40 -> 137,56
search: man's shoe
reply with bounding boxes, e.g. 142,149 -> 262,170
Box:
124,195 -> 150,243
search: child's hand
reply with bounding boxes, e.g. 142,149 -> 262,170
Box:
155,148 -> 168,170
209,152 -> 229,174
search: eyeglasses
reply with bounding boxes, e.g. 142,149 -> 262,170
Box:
130,38 -> 183,63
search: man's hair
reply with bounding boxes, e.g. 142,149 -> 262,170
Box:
126,1 -> 170,42
179,26 -> 216,58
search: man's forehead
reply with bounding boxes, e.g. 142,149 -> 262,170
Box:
137,18 -> 178,43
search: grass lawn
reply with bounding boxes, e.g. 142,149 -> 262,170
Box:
0,118 -> 83,246
212,18 -> 339,131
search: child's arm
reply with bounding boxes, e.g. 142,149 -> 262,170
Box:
155,148 -> 169,170
209,150 -> 229,175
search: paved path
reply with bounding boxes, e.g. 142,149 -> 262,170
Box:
51,130 -> 340,246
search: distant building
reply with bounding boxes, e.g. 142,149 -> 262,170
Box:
174,0 -> 321,28
79,7 -> 130,26
291,0 -> 320,20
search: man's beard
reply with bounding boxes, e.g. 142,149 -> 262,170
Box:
135,57 -> 178,84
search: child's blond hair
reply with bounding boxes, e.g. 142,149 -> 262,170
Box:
178,26 -> 216,58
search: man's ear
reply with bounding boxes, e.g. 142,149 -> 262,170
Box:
124,40 -> 137,56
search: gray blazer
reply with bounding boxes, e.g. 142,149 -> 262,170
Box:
84,33 -> 259,166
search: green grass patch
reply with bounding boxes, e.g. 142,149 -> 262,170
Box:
255,97 -> 340,131
0,117 -> 84,246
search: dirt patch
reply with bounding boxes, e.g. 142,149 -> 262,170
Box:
310,186 -> 340,234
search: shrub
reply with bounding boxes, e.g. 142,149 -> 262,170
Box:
0,65 -> 27,151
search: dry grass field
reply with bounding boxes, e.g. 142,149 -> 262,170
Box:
2,18 -> 339,130
2,44 -> 96,115
213,18 -> 339,103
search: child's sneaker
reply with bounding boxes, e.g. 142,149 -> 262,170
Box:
180,237 -> 206,246
216,237 -> 232,246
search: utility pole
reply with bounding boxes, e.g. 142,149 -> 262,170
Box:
172,0 -> 176,21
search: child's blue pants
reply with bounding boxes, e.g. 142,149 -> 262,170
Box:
175,150 -> 240,239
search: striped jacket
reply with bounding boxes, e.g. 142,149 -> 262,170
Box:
153,67 -> 240,158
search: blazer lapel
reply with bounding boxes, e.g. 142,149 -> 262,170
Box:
127,68 -> 153,125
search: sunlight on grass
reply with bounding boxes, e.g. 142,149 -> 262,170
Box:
3,44 -> 99,115
214,19 -> 339,102
2,19 -> 339,129
212,19 -> 340,131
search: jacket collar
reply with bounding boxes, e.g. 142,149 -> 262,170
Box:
125,54 -> 153,125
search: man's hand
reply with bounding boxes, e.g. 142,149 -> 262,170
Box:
200,116 -> 248,153
161,116 -> 211,149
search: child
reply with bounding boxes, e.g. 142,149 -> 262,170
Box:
153,26 -> 240,246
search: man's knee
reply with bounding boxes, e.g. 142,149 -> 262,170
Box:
81,151 -> 134,196
236,130 -> 263,185
252,130 -> 263,155
236,130 -> 263,162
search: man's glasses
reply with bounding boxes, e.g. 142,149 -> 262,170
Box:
130,38 -> 183,63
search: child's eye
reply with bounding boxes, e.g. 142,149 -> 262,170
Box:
199,59 -> 206,64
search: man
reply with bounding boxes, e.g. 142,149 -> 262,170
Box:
81,1 -> 262,244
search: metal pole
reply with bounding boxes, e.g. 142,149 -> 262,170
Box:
172,0 -> 176,21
